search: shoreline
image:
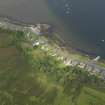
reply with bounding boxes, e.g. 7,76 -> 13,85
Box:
0,16 -> 104,59
0,17 -> 105,79
53,32 -> 98,58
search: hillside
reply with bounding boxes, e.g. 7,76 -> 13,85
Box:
0,28 -> 105,105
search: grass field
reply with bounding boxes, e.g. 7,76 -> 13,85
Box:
77,87 -> 105,105
0,28 -> 105,105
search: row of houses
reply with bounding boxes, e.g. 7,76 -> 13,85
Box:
35,40 -> 105,80
63,58 -> 105,79
26,27 -> 105,80
45,45 -> 105,79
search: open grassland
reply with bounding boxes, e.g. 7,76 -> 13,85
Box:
0,28 -> 105,105
77,87 -> 105,105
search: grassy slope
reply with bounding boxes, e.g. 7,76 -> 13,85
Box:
78,87 -> 105,105
0,28 -> 105,105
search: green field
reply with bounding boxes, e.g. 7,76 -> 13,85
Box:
0,28 -> 105,105
78,87 -> 105,105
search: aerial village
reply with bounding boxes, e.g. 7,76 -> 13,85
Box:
0,20 -> 105,80
28,23 -> 105,80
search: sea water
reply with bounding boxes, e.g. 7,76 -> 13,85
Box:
0,0 -> 105,57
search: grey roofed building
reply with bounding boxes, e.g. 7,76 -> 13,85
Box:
93,67 -> 102,74
72,60 -> 80,66
100,70 -> 105,80
69,60 -> 79,67
85,65 -> 93,72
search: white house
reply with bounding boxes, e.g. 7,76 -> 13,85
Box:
78,62 -> 86,69
32,41 -> 40,47
93,56 -> 100,62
